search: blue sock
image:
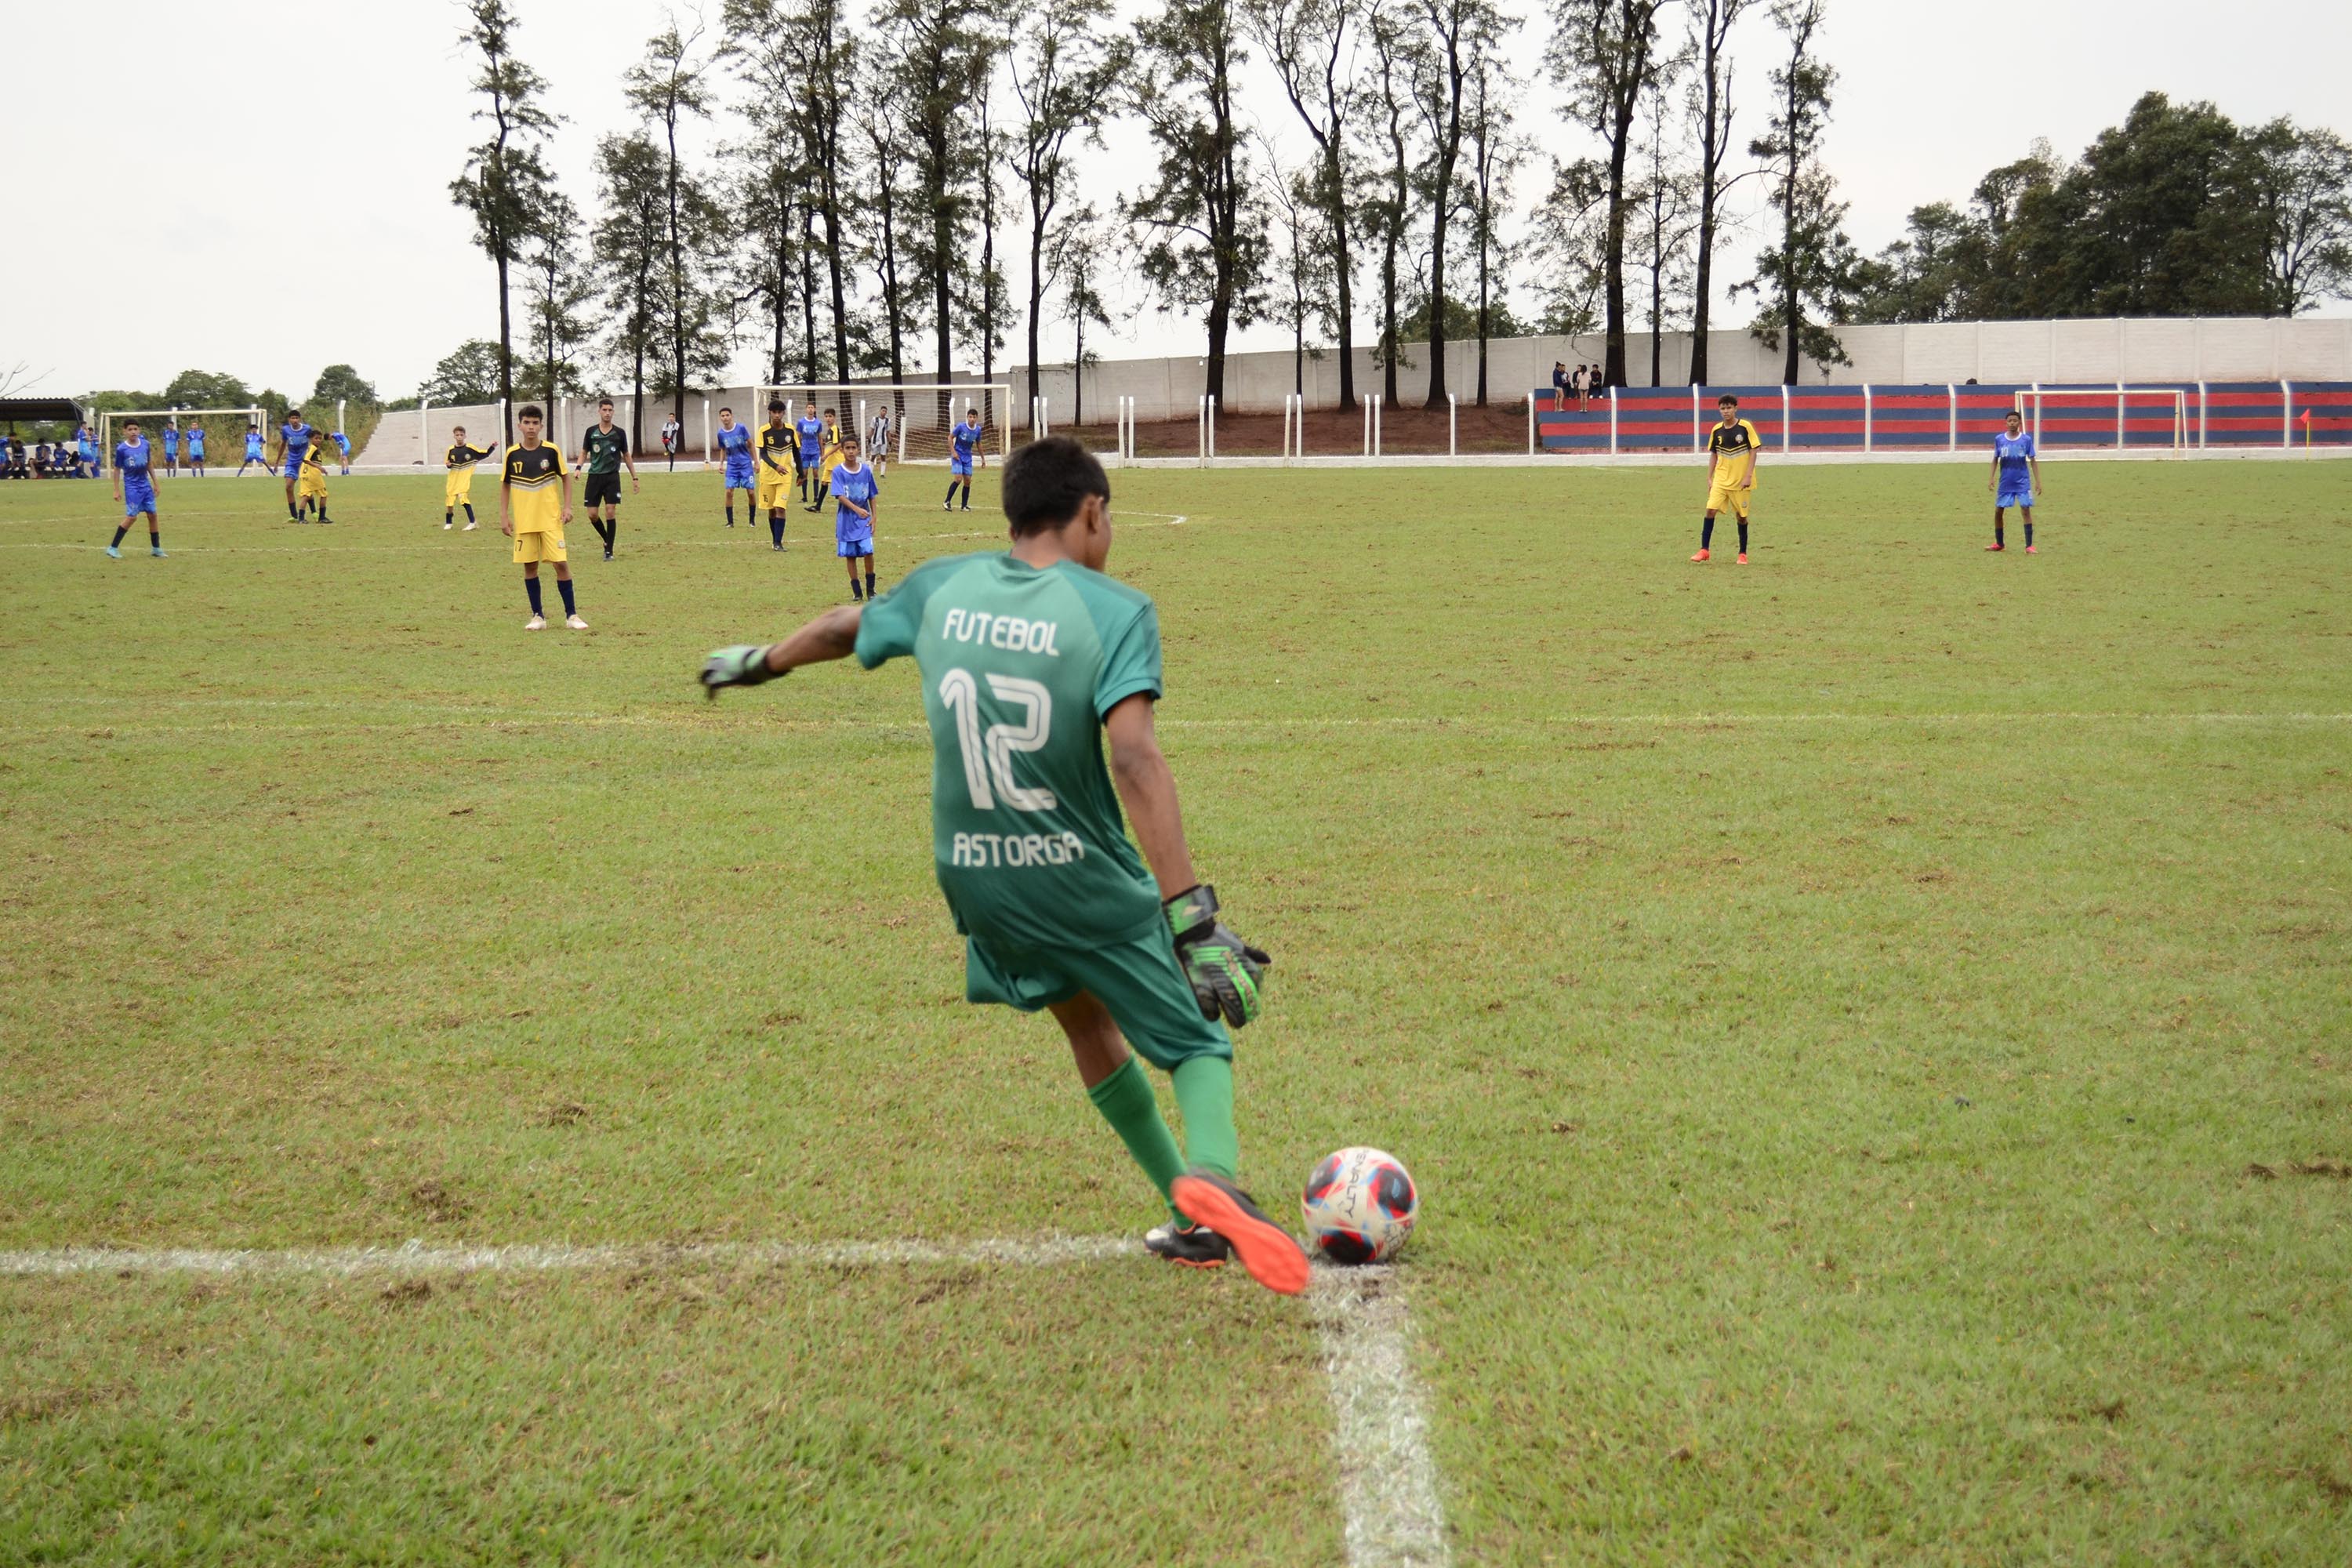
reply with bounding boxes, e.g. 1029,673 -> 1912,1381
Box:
557,577 -> 576,615
525,576 -> 543,615
463,503 -> 476,522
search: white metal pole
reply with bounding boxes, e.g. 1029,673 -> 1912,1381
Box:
1780,385 -> 1791,452
2197,382 -> 2208,450
1362,395 -> 1371,457
499,397 -> 509,448
2115,382 -> 2125,450
1373,394 -> 1382,458
704,397 -> 713,467
1947,384 -> 1957,452
1207,395 -> 1217,462
1610,386 -> 1621,455
2030,384 -> 2042,448
1196,394 -> 1206,466
1862,385 -> 1873,455
2281,379 -> 2292,449
1448,391 -> 1457,457
1692,384 -> 1702,452
420,397 -> 430,466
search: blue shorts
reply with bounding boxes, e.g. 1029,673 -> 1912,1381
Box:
1997,485 -> 2034,509
245,444 -> 264,460
798,448 -> 820,470
187,446 -> 204,462
950,455 -> 974,478
837,515 -> 874,557
724,460 -> 756,489
284,456 -> 306,479
123,481 -> 157,517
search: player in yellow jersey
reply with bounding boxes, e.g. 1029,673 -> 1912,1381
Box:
443,425 -> 495,530
499,405 -> 583,630
297,434 -> 334,523
755,397 -> 796,549
1693,394 -> 1761,564
807,406 -> 848,513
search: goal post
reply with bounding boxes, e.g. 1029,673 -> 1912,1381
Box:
2022,387 -> 2190,453
96,407 -> 266,472
753,383 -> 1011,467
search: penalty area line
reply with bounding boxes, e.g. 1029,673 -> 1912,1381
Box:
1,1234 -> 1450,1568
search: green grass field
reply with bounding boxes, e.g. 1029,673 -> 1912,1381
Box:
3,457 -> 2349,1564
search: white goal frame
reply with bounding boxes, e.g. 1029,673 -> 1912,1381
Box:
2020,386 -> 2190,453
97,407 -> 266,472
754,383 -> 1011,465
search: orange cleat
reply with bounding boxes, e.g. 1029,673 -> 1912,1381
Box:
1171,1171 -> 1310,1296
1986,543 -> 2005,551
1690,549 -> 1711,562
1735,552 -> 1749,564
2024,545 -> 2038,554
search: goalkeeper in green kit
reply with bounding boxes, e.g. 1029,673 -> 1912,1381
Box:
701,436 -> 1307,1295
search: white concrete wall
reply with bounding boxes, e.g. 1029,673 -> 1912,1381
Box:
1013,317 -> 2352,423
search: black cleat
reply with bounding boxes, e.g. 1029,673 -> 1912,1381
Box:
1145,1221 -> 1232,1269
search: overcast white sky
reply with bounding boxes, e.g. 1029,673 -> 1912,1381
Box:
5,0 -> 2346,401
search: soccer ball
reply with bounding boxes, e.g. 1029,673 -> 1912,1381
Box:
1301,1146 -> 1418,1265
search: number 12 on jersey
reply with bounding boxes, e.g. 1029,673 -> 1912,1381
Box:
940,670 -> 1058,811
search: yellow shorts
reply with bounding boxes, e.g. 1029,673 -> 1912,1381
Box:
757,470 -> 793,511
445,470 -> 476,504
299,471 -> 329,500
1705,483 -> 1751,517
511,526 -> 566,565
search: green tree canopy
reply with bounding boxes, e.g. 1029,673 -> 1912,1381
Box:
419,341 -> 506,405
310,365 -> 379,407
162,369 -> 252,408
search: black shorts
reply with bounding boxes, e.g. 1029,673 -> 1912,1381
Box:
583,472 -> 621,507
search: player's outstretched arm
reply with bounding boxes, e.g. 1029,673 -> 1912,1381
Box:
1104,694 -> 1271,1027
699,605 -> 862,698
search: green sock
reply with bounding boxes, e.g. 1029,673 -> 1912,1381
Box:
1171,1055 -> 1239,1183
1086,1056 -> 1187,1218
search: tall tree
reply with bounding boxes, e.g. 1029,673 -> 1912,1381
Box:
1246,0 -> 1366,412
857,89 -> 918,390
1462,42 -> 1525,405
2242,121 -> 2352,315
1414,0 -> 1498,408
1007,0 -> 1128,415
1127,0 -> 1266,404
521,189 -> 595,404
1545,0 -> 1671,390
1258,139 -> 1339,397
1047,205 -> 1119,427
448,0 -> 557,442
880,0 -> 994,416
1684,0 -> 1748,385
624,24 -> 720,441
1628,70 -> 1698,384
1362,4 -> 1424,407
722,0 -> 858,385
1743,0 -> 1851,382
593,132 -> 668,438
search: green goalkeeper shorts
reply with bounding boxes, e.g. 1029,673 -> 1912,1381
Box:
963,923 -> 1232,1069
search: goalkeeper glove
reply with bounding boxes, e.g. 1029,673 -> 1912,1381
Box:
700,644 -> 784,700
1164,884 -> 1270,1029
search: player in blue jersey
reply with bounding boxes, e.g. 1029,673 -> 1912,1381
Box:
75,425 -> 97,478
944,407 -> 982,511
107,419 -> 165,558
162,423 -> 180,477
239,426 -> 267,476
1987,409 -> 2043,554
713,405 -> 756,527
278,409 -> 315,520
185,424 -> 206,476
332,428 -> 352,474
794,400 -> 825,504
830,432 -> 880,601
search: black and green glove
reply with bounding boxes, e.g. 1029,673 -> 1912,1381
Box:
700,644 -> 784,700
1165,884 -> 1271,1028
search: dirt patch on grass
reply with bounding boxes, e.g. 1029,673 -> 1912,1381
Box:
1,1384 -> 130,1423
408,1179 -> 470,1223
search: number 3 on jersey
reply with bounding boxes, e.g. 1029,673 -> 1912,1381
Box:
940,670 -> 1058,811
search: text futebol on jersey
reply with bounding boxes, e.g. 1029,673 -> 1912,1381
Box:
940,608 -> 1062,657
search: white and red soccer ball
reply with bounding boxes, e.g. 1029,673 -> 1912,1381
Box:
1301,1145 -> 1418,1265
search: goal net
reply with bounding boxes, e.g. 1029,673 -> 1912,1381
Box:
754,384 -> 1011,468
97,407 -> 267,473
2022,387 -> 2190,452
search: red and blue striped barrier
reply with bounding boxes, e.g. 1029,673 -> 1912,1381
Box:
1526,382 -> 2352,453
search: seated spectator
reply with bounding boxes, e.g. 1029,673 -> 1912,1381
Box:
0,441 -> 20,479
31,442 -> 54,477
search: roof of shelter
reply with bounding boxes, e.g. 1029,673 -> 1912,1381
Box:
0,397 -> 85,423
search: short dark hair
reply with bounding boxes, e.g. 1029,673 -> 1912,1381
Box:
597,396 -> 614,408
2005,408 -> 2024,419
1718,394 -> 1739,408
718,405 -> 732,415
518,405 -> 545,421
767,398 -> 787,413
1003,436 -> 1109,537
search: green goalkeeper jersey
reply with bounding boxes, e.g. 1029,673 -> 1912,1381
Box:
855,550 -> 1166,952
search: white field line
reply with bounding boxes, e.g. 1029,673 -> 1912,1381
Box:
1312,1268 -> 1453,1568
0,1234 -> 1138,1278
0,511 -> 1191,547
0,1233 -> 1451,1568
